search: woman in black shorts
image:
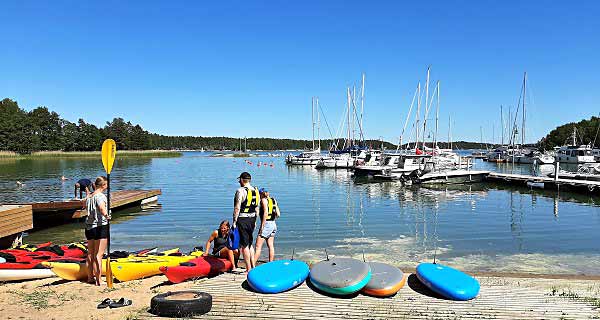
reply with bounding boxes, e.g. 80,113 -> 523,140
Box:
202,220 -> 239,269
85,176 -> 110,286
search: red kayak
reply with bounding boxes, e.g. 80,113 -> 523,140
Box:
0,244 -> 87,263
0,257 -> 83,270
160,256 -> 232,283
0,247 -> 157,271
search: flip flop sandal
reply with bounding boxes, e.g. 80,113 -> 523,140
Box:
97,298 -> 113,309
109,297 -> 132,308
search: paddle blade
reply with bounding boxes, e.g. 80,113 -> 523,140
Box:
101,139 -> 117,174
106,257 -> 113,288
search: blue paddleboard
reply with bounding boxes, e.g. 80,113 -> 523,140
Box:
247,260 -> 310,293
416,263 -> 480,301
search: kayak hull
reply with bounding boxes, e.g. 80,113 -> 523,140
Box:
160,256 -> 232,284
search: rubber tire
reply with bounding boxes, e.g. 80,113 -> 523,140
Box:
150,291 -> 212,318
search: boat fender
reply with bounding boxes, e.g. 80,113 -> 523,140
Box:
150,291 -> 212,318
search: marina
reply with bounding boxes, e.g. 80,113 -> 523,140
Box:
1,2 -> 600,318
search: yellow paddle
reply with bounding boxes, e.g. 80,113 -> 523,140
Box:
101,139 -> 116,288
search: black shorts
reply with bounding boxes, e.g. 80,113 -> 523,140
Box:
237,216 -> 256,248
85,225 -> 109,240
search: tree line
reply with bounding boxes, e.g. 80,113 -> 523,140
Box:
0,98 -> 399,153
539,116 -> 600,150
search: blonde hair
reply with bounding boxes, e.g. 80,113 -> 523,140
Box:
95,176 -> 107,188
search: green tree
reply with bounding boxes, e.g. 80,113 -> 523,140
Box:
0,99 -> 34,153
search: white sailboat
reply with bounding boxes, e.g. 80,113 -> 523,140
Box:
505,72 -> 554,164
286,97 -> 330,165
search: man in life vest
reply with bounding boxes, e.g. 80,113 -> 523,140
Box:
253,188 -> 280,265
232,171 -> 260,272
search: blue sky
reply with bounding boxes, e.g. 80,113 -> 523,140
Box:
1,1 -> 599,143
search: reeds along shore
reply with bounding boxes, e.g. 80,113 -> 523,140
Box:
0,150 -> 182,159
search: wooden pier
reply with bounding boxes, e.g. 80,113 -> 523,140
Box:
12,189 -> 161,226
486,172 -> 600,194
0,205 -> 33,247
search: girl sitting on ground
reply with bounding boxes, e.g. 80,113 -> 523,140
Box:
203,220 -> 239,270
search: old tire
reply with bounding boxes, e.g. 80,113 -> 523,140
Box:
150,291 -> 212,318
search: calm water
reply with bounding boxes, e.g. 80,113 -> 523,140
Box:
1,152 -> 599,274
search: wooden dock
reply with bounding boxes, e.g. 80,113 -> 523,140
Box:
141,271 -> 600,320
487,172 -> 600,194
0,205 -> 33,246
10,189 -> 161,226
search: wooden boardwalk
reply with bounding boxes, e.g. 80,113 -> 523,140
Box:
15,189 -> 161,218
0,205 -> 32,239
142,272 -> 600,319
487,172 -> 600,194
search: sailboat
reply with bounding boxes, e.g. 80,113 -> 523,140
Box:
285,97 -> 330,165
500,73 -> 554,164
316,74 -> 372,169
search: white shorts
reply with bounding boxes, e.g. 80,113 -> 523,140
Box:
260,221 -> 277,239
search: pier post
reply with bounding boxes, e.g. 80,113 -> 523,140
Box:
554,161 -> 559,182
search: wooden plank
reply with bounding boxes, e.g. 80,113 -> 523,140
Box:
139,272 -> 600,320
0,206 -> 31,219
0,205 -> 33,238
12,189 -> 161,214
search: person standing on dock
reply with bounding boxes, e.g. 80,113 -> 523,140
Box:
253,188 -> 280,265
232,171 -> 259,273
85,176 -> 111,286
75,178 -> 95,199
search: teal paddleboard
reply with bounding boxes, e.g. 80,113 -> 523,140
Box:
309,257 -> 371,295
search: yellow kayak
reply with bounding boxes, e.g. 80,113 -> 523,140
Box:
111,250 -> 203,282
42,248 -> 180,281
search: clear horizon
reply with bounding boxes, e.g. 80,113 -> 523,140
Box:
1,1 -> 599,144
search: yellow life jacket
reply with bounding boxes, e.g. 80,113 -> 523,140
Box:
261,197 -> 279,221
240,187 -> 259,214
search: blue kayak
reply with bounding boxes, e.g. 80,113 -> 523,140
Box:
416,263 -> 480,301
247,260 -> 309,294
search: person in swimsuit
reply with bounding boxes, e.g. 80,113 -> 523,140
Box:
202,220 -> 239,269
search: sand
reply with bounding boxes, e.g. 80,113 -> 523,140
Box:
0,274 -> 204,320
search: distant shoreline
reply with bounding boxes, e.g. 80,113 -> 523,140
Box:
0,150 -> 182,159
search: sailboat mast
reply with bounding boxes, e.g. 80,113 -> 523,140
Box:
500,105 -> 504,145
317,97 -> 321,150
353,85 -> 357,145
398,83 -> 419,153
347,87 -> 352,149
415,82 -> 421,151
522,72 -> 527,146
311,97 -> 315,150
434,81 -> 440,151
361,73 -> 365,145
423,66 -> 430,151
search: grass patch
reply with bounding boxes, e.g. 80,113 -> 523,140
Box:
8,289 -> 78,310
0,150 -> 182,159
